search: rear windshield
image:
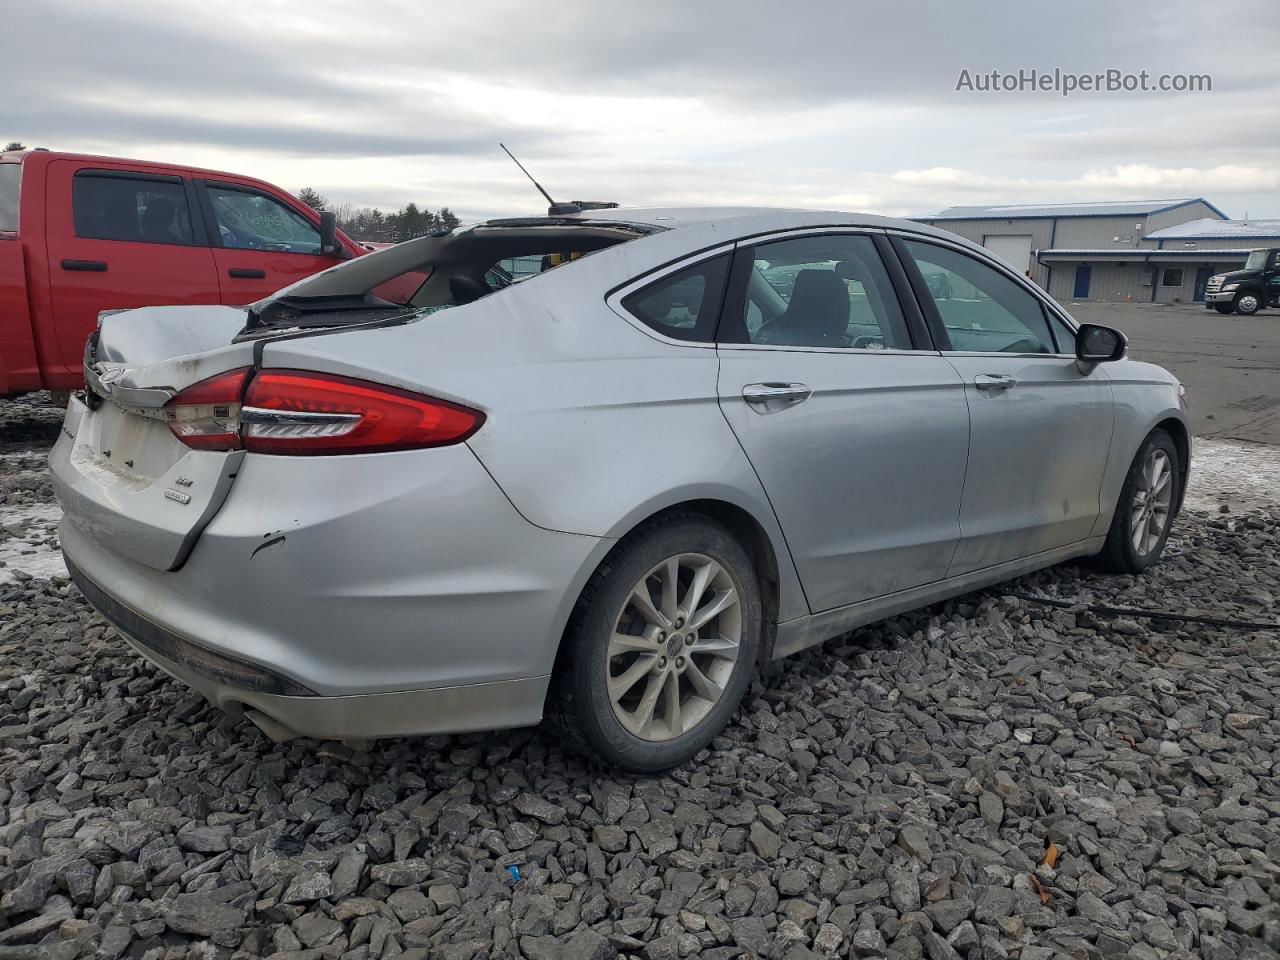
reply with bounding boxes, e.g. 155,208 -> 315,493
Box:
0,164 -> 20,232
243,221 -> 656,333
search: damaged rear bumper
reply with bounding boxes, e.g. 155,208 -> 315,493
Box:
58,442 -> 606,739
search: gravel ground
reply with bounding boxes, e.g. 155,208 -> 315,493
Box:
2,397 -> 1278,960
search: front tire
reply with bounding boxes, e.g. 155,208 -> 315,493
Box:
549,516 -> 761,773
1235,293 -> 1261,315
1096,429 -> 1181,574
1214,303 -> 1234,315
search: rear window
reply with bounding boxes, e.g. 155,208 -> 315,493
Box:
73,173 -> 195,246
0,164 -> 19,232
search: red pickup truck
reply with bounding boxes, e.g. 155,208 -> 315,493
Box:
0,149 -> 365,398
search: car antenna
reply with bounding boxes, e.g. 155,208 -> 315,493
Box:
500,143 -> 582,216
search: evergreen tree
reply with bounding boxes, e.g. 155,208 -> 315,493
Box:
297,187 -> 329,211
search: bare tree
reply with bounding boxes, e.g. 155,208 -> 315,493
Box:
3,142 -> 26,152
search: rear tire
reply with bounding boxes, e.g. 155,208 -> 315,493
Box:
549,516 -> 761,773
1095,429 -> 1181,574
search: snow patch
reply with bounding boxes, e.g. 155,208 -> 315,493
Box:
1184,437 -> 1280,513
0,500 -> 66,584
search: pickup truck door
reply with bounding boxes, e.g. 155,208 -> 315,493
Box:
43,161 -> 220,379
198,180 -> 344,304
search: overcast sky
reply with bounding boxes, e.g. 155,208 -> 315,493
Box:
6,0 -> 1279,221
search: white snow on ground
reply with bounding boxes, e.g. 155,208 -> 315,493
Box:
0,500 -> 66,584
1184,437 -> 1280,514
0,439 -> 1274,584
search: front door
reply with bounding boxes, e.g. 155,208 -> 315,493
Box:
44,162 -> 219,377
1193,267 -> 1214,302
896,238 -> 1113,574
715,232 -> 970,613
1073,264 -> 1092,298
199,180 -> 340,304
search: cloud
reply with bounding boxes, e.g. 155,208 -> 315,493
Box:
1079,164 -> 1280,194
4,0 -> 1279,220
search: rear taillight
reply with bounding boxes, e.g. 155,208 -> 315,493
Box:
165,368 -> 483,455
166,367 -> 251,451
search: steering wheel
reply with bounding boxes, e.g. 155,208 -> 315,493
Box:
1001,337 -> 1044,354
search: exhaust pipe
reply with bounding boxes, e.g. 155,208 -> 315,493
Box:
244,708 -> 300,743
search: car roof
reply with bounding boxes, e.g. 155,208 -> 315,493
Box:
561,205 -> 910,231
488,205 -> 972,248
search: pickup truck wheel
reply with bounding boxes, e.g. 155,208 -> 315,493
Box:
548,516 -> 761,773
1235,293 -> 1260,315
1214,303 -> 1234,315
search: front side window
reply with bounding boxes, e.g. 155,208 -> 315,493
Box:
1244,250 -> 1267,271
725,234 -> 910,349
73,173 -> 194,245
0,164 -> 20,232
1048,312 -> 1077,354
206,184 -> 320,254
622,254 -> 730,342
1162,268 -> 1184,287
903,240 -> 1054,354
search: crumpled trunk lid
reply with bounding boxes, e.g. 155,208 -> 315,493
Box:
51,306 -> 257,571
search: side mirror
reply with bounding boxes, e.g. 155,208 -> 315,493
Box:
1076,323 -> 1127,367
319,211 -> 341,257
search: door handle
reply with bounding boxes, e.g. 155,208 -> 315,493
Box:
742,382 -> 812,407
61,259 -> 108,272
974,374 -> 1017,392
227,267 -> 267,279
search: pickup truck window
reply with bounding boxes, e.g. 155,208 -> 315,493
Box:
73,173 -> 195,245
206,184 -> 321,254
0,164 -> 18,231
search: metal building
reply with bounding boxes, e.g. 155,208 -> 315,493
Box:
912,198 -> 1274,303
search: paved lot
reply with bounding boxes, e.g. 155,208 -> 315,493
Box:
1061,301 -> 1280,446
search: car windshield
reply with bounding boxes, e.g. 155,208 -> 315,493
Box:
1245,250 -> 1269,271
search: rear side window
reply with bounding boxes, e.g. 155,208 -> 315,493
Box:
724,233 -> 912,350
622,254 -> 730,342
0,164 -> 19,231
73,173 -> 194,245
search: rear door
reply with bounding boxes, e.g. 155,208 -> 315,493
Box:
715,231 -> 970,613
44,162 -> 219,376
893,235 -> 1113,574
199,180 -> 340,303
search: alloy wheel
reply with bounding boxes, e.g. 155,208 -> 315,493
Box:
1131,448 -> 1173,556
606,553 -> 742,741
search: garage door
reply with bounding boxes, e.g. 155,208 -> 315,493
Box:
983,234 -> 1033,273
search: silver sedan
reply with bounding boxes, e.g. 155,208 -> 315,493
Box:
52,207 -> 1189,771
